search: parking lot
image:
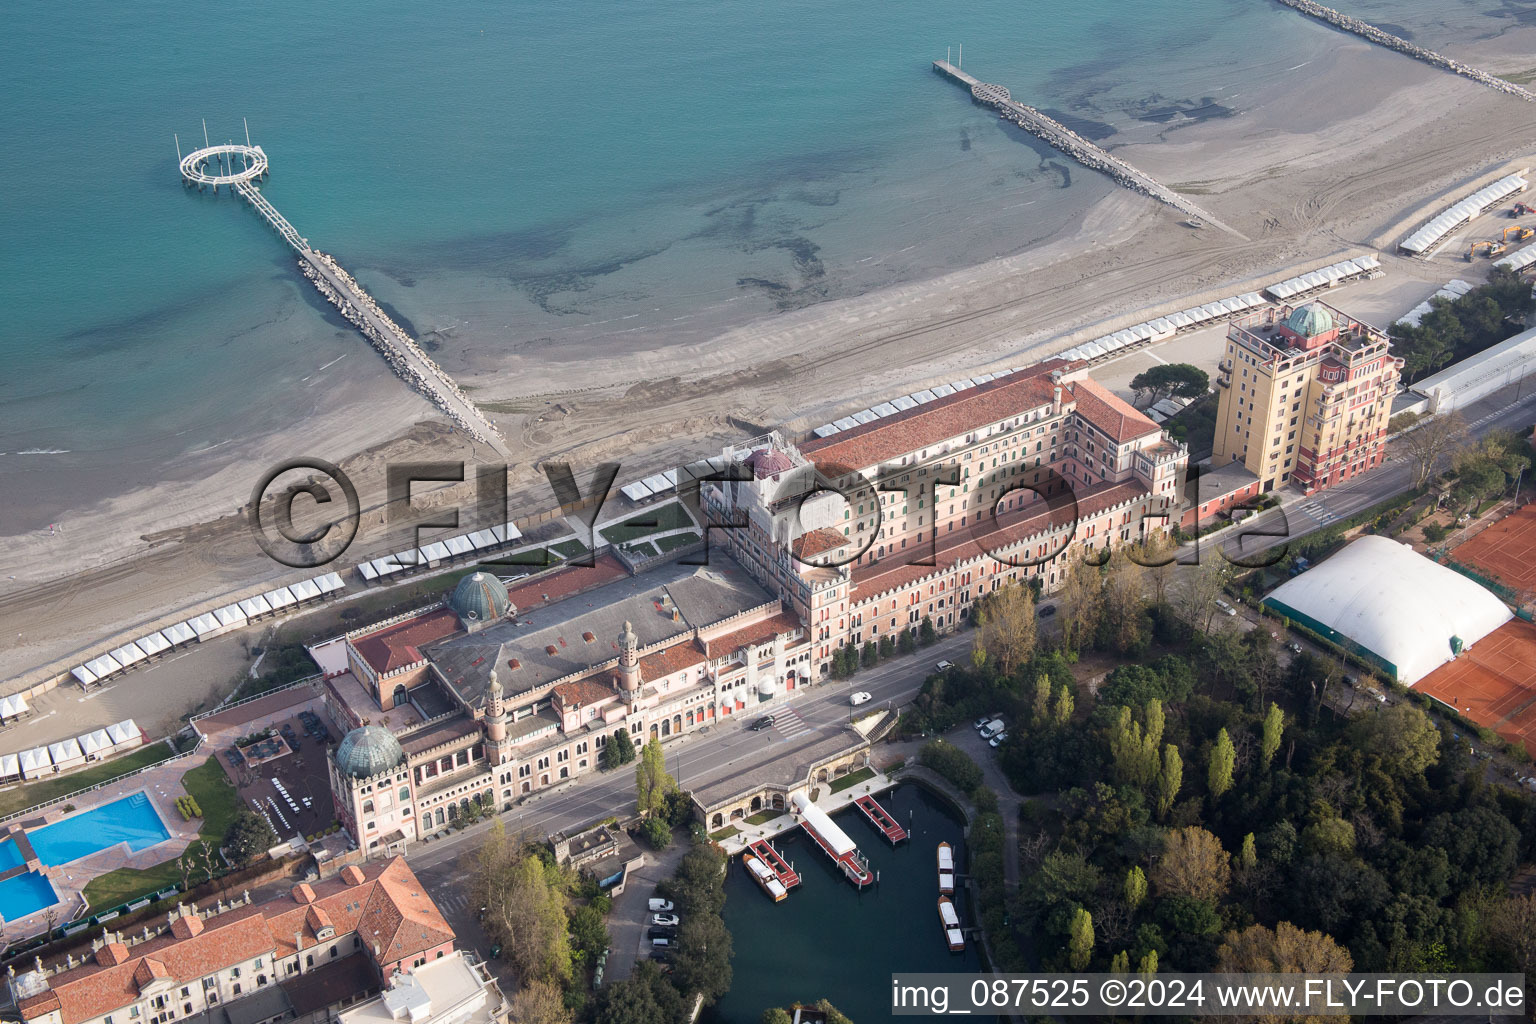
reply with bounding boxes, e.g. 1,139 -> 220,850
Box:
219,707 -> 343,841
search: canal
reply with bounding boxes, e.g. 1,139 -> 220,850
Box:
702,782 -> 998,1023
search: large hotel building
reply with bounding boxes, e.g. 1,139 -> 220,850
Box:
1212,302 -> 1402,495
316,359 -> 1187,855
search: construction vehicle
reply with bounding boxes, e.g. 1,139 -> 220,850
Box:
1513,202 -> 1535,217
1503,225 -> 1534,243
1467,239 -> 1506,260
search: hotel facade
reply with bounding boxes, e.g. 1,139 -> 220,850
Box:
319,359 -> 1187,854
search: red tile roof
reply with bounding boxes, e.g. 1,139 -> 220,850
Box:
850,479 -> 1150,601
638,640 -> 708,679
352,609 -> 460,674
792,528 -> 848,559
704,611 -> 803,659
552,678 -> 615,708
800,362 -> 1066,471
1068,378 -> 1160,443
21,859 -> 453,1024
504,554 -> 629,613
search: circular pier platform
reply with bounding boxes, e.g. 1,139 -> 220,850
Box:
180,144 -> 267,187
970,82 -> 1011,106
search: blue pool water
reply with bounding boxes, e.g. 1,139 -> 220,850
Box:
0,872 -> 59,922
26,793 -> 170,866
0,839 -> 24,874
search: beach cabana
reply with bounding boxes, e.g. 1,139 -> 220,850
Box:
109,643 -> 147,670
107,719 -> 143,752
871,402 -> 898,417
891,395 -> 918,411
188,612 -> 223,640
84,653 -> 123,680
950,379 -> 976,391
444,536 -> 475,559
79,729 -> 113,761
136,631 -> 171,658
48,738 -> 84,772
161,621 -> 197,647
910,389 -> 937,404
72,665 -> 99,688
931,383 -> 956,397
832,416 -> 860,430
237,595 -> 274,620
620,480 -> 653,502
19,747 -> 51,780
0,695 -> 29,722
0,754 -> 19,783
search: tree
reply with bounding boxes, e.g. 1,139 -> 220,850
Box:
511,980 -> 573,1024
1052,685 -> 1074,726
1208,728 -> 1235,801
1068,907 -> 1095,970
1058,558 -> 1103,654
1109,950 -> 1130,973
1179,556 -> 1233,636
761,1011 -> 794,1024
1138,949 -> 1158,976
1032,674 -> 1053,723
222,810 -> 276,865
1152,826 -> 1231,903
1130,364 -> 1209,405
668,845 -> 729,916
671,910 -> 734,1005
919,616 -> 937,646
604,728 -> 636,770
1259,702 -> 1284,770
1100,557 -> 1149,654
878,634 -> 895,659
634,737 -> 676,817
1217,921 -> 1353,973
569,904 -> 610,968
1237,833 -> 1257,872
1156,743 -> 1182,819
861,640 -> 878,668
471,823 -> 573,985
641,816 -> 671,849
595,961 -> 684,1024
1348,703 -> 1439,778
1400,412 -> 1467,489
975,584 -> 1037,677
920,740 -> 984,793
1124,866 -> 1148,910
898,627 -> 917,654
810,1001 -> 853,1024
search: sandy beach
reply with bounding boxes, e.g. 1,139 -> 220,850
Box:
6,26 -> 1536,687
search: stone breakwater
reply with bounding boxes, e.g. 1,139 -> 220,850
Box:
1275,0 -> 1536,102
298,252 -> 510,454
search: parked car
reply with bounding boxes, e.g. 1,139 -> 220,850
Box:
650,937 -> 673,949
849,691 -> 872,706
973,715 -> 991,730
1215,599 -> 1237,616
749,716 -> 775,731
648,898 -> 674,912
935,660 -> 954,672
651,913 -> 680,927
1038,604 -> 1057,618
989,732 -> 1009,748
980,718 -> 1005,739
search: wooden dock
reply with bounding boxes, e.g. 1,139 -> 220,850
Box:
747,838 -> 801,889
931,60 -> 1245,239
854,794 -> 908,844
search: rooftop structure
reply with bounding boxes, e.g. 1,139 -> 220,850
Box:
336,727 -> 407,780
336,951 -> 503,1024
1263,537 -> 1512,684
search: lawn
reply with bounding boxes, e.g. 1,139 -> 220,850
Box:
550,539 -> 590,559
744,809 -> 782,825
81,758 -> 242,910
709,826 -> 740,841
598,502 -> 695,545
829,766 -> 877,793
655,532 -> 701,554
624,541 -> 658,558
0,743 -> 176,819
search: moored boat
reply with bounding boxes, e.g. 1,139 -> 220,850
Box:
744,853 -> 788,902
937,841 -> 955,894
938,895 -> 964,951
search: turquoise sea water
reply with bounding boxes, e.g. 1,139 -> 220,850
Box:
0,0 -> 1508,532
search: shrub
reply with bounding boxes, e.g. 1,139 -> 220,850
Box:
1423,523 -> 1447,543
919,740 -> 984,794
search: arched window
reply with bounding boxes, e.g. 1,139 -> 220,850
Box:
399,787 -> 410,802
392,683 -> 408,707
362,800 -> 374,815
421,814 -> 431,834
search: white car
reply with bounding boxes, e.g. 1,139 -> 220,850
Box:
849,691 -> 872,706
647,898 -> 674,912
936,660 -> 954,672
989,732 -> 1008,748
651,913 -> 680,927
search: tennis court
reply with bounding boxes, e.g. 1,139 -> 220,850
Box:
1415,619 -> 1536,757
1451,503 -> 1536,599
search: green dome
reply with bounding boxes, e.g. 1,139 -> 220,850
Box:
449,571 -> 510,626
1284,303 -> 1334,338
335,726 -> 404,780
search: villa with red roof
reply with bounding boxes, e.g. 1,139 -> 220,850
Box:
9,859 -> 456,1024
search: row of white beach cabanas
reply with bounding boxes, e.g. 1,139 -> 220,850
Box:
620,469 -> 681,504
1,719 -> 143,782
810,368 -> 1025,440
1396,279 -> 1474,329
71,571 -> 346,689
1494,240 -> 1536,273
1264,255 -> 1381,301
1056,294 -> 1266,364
357,521 -> 524,582
1399,173 -> 1528,257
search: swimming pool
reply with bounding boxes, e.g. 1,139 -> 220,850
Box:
0,838 -> 24,874
0,871 -> 58,922
24,792 -> 170,866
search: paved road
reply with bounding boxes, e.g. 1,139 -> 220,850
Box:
406,631 -> 977,873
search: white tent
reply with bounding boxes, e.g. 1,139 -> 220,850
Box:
467,529 -> 500,550
79,729 -> 113,760
931,383 -> 956,397
0,754 -> 19,782
891,395 -> 918,411
19,747 -> 51,780
84,653 -> 122,679
445,536 -> 475,558
188,612 -> 223,639
264,586 -> 298,610
71,665 -> 99,687
316,571 -> 345,593
212,605 -> 247,629
910,389 -> 938,404
811,424 -> 840,438
136,632 -> 171,657
418,542 -> 451,566
107,719 -> 142,751
47,738 -> 84,771
871,402 -> 899,417
161,621 -> 197,647
950,379 -> 976,391
109,643 -> 146,669
0,695 -> 29,721
620,481 -> 653,501
851,409 -> 878,424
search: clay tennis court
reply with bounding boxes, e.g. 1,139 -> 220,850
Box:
1451,503 -> 1536,599
1416,619 -> 1536,757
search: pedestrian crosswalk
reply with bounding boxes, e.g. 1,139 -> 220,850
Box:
1295,500 -> 1340,526
433,890 -> 471,916
773,708 -> 810,740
